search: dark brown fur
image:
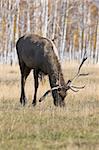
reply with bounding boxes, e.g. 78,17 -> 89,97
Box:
16,34 -> 66,106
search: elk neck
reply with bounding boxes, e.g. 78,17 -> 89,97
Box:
48,57 -> 65,88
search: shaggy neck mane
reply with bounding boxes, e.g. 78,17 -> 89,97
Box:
48,50 -> 65,88
54,58 -> 65,86
43,38 -> 65,88
48,39 -> 60,60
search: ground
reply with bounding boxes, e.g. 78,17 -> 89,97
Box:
0,62 -> 99,150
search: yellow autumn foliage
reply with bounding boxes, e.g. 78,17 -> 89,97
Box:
2,16 -> 6,35
73,30 -> 79,49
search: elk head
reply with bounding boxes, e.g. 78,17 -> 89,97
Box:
39,51 -> 89,105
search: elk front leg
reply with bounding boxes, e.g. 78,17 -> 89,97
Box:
20,66 -> 31,106
32,69 -> 39,106
20,75 -> 26,106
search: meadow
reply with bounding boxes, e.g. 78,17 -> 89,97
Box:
0,62 -> 99,150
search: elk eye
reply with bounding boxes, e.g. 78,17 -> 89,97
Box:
58,88 -> 61,91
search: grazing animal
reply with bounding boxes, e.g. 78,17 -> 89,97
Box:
16,34 -> 88,107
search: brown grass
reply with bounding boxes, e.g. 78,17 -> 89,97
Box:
0,62 -> 99,150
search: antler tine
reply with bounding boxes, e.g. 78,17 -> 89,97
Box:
71,50 -> 88,82
77,50 -> 87,75
39,86 -> 62,102
71,85 -> 85,89
68,84 -> 85,93
69,86 -> 79,92
39,89 -> 51,102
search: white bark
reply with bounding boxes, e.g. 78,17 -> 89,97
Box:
95,13 -> 99,63
51,0 -> 57,39
60,0 -> 67,59
41,0 -> 48,37
27,1 -> 30,32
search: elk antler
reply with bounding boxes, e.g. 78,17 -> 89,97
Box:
39,51 -> 88,102
71,50 -> 89,82
64,50 -> 88,92
39,85 -> 62,102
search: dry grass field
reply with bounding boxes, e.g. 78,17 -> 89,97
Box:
0,62 -> 99,150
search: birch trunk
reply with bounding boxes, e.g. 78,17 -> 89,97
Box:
95,11 -> 99,63
41,0 -> 48,37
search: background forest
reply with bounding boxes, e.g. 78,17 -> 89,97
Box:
0,0 -> 99,64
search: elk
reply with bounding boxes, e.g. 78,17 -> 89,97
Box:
16,34 -> 88,107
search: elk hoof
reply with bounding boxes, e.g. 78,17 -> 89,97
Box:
20,97 -> 27,106
32,101 -> 36,107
